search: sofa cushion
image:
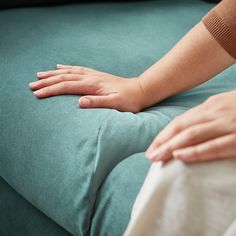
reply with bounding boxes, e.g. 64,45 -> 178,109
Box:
0,0 -> 234,235
0,177 -> 71,236
90,153 -> 151,236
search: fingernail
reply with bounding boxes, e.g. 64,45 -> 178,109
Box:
37,72 -> 43,77
146,149 -> 162,160
173,150 -> 185,159
146,147 -> 154,156
29,82 -> 36,88
57,64 -> 65,67
34,90 -> 43,96
81,98 -> 91,107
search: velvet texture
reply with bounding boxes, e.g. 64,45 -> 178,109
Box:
0,0 -> 235,235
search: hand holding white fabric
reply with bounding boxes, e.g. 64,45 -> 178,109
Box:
146,90 -> 236,163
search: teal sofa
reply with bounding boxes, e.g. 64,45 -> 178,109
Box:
1,0 -> 235,235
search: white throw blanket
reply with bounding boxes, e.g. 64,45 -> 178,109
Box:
124,159 -> 236,236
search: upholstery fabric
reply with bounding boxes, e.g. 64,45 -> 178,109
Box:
0,0 -> 154,9
90,153 -> 151,236
0,0 -> 121,8
0,0 -> 234,235
0,177 -> 71,236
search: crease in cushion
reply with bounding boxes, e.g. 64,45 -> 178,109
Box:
90,153 -> 151,236
0,106 -> 107,235
91,109 -> 175,195
0,104 -> 187,236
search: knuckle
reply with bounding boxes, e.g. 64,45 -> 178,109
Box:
58,74 -> 65,80
61,82 -> 68,90
207,142 -> 215,151
215,104 -> 228,113
186,129 -> 199,141
217,118 -> 227,126
208,142 -> 221,154
222,117 -> 234,126
191,148 -> 201,158
93,97 -> 99,104
158,145 -> 171,157
164,145 -> 173,154
233,134 -> 236,140
88,79 -> 100,88
230,135 -> 236,145
171,121 -> 183,134
152,139 -> 161,148
79,67 -> 86,74
206,95 -> 216,103
38,80 -> 45,86
87,81 -> 95,88
41,88 -> 48,95
231,116 -> 236,124
66,69 -> 72,74
64,74 -> 71,80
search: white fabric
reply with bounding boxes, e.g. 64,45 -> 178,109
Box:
124,159 -> 236,236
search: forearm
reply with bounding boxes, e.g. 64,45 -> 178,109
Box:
138,21 -> 235,108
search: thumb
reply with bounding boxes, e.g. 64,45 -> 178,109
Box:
78,95 -> 117,109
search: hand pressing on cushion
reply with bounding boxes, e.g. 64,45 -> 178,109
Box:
29,64 -> 147,112
146,90 -> 236,163
29,22 -> 235,114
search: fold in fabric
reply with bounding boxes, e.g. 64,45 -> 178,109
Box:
124,159 -> 236,236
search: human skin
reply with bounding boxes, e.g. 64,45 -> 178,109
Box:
30,65 -> 146,113
29,21 -> 236,163
146,90 -> 236,163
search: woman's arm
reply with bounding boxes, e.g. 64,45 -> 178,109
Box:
30,0 -> 236,112
144,0 -> 236,162
138,21 -> 235,109
146,90 -> 236,162
138,0 -> 236,108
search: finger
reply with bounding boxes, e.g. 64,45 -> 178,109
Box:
33,81 -> 88,98
29,74 -> 85,90
56,64 -> 74,69
146,105 -> 211,155
147,120 -> 230,162
79,94 -> 119,110
56,64 -> 94,72
37,69 -> 87,79
173,134 -> 236,163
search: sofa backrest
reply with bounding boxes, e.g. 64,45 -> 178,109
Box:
0,0 -> 102,8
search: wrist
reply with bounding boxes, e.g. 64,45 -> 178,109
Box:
136,76 -> 165,109
129,76 -> 161,111
136,77 -> 154,110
